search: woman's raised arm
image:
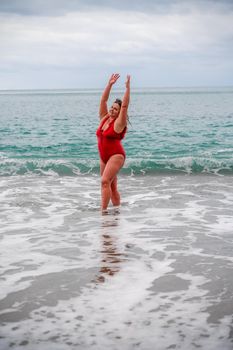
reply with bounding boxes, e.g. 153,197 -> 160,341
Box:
99,73 -> 120,119
115,75 -> 130,132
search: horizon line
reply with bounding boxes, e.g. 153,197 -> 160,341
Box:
0,85 -> 233,92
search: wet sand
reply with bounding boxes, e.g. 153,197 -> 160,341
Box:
0,174 -> 233,349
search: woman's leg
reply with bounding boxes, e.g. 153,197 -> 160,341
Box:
111,176 -> 120,206
100,158 -> 106,176
101,154 -> 124,211
100,159 -> 120,206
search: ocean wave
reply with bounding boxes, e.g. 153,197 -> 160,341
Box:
0,157 -> 233,176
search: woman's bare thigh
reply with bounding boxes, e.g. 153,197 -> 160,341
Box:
102,155 -> 125,183
100,158 -> 106,176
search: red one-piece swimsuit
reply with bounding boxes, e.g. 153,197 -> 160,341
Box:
96,116 -> 127,163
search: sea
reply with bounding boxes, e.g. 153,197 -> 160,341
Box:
0,87 -> 233,350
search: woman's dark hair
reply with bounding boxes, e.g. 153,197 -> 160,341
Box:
114,98 -> 122,107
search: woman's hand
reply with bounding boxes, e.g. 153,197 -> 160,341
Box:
108,73 -> 120,86
125,75 -> 130,89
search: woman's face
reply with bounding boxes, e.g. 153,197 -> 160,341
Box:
109,102 -> 120,118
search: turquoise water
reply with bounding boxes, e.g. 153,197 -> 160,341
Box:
0,87 -> 233,175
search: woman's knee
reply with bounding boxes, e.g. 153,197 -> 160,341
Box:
111,181 -> 117,192
101,177 -> 110,188
111,181 -> 119,197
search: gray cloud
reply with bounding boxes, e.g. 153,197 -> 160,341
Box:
0,0 -> 233,16
0,0 -> 232,89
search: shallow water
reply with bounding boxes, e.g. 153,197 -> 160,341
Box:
1,174 -> 233,349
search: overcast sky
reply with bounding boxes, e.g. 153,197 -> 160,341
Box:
0,0 -> 233,89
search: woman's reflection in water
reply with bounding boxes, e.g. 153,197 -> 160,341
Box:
96,213 -> 125,283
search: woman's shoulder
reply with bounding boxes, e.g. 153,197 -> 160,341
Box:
99,113 -> 109,121
108,120 -> 126,138
113,119 -> 127,135
97,113 -> 109,128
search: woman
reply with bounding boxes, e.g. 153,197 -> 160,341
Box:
96,73 -> 130,212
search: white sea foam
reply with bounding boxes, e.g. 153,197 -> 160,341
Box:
0,175 -> 233,349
